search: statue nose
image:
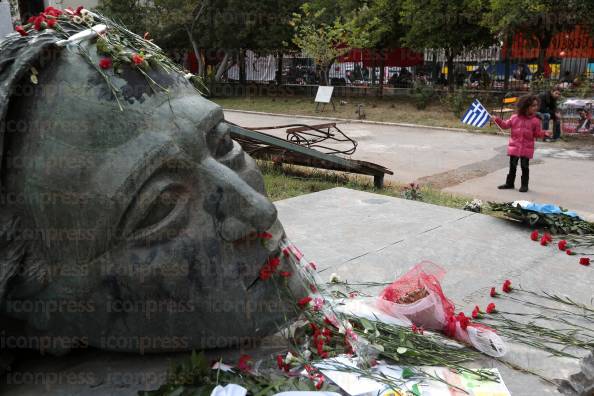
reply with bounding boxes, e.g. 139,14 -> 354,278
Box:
202,158 -> 278,241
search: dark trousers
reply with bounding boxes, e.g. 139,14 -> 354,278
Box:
506,156 -> 529,187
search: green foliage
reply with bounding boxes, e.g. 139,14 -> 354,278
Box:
400,0 -> 494,56
411,82 -> 435,110
489,202 -> 594,235
440,87 -> 472,117
482,0 -> 593,74
291,3 -> 376,84
401,183 -> 423,201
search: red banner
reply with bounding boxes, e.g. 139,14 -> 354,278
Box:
503,26 -> 594,59
339,48 -> 424,67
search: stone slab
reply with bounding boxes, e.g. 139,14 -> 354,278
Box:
274,187 -> 593,396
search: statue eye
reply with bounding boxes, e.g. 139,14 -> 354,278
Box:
122,181 -> 190,243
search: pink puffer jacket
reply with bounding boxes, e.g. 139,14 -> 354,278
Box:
494,114 -> 545,159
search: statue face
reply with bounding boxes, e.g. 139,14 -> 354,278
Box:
3,42 -> 299,352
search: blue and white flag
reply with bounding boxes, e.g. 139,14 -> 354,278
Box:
461,99 -> 491,127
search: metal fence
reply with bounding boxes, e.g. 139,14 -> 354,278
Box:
213,48 -> 594,96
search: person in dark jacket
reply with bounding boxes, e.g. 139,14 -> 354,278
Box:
537,88 -> 562,141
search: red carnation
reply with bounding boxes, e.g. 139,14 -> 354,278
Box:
502,279 -> 512,293
132,53 -> 145,65
544,232 -> 553,242
75,6 -> 84,15
566,249 -> 575,256
309,262 -> 317,270
237,355 -> 252,372
99,58 -> 112,69
298,296 -> 312,308
279,271 -> 292,278
47,18 -> 57,28
540,236 -> 548,246
15,26 -> 28,36
486,302 -> 497,314
579,257 -> 591,266
268,257 -> 280,269
457,312 -> 470,330
259,266 -> 272,280
530,230 -> 539,241
44,7 -> 63,17
471,306 -> 481,319
490,287 -> 498,297
558,240 -> 568,251
34,15 -> 47,31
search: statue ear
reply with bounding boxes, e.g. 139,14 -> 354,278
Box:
0,212 -> 25,299
0,31 -> 60,190
0,32 -> 61,298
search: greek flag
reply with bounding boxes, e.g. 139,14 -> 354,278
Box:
461,99 -> 491,127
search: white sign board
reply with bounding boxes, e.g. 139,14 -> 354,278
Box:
315,86 -> 334,104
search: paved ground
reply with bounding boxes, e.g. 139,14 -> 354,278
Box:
225,110 -> 594,221
275,188 -> 592,396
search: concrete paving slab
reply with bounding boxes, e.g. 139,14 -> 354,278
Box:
275,187 -> 593,395
445,156 -> 594,221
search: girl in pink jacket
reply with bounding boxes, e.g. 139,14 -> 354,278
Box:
494,95 -> 548,192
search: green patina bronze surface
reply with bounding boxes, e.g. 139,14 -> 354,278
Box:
0,18 -> 302,354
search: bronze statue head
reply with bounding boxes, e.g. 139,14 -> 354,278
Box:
0,12 -> 301,354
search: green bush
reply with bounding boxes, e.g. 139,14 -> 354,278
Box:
440,87 -> 472,117
411,82 -> 435,110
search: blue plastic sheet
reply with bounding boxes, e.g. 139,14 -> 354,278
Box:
514,201 -> 581,219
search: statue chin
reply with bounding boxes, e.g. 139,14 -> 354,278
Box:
0,28 -> 305,354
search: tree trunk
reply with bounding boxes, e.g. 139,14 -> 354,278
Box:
214,51 -> 230,81
239,49 -> 246,84
446,50 -> 455,92
504,32 -> 512,91
276,51 -> 283,85
379,54 -> 385,97
537,32 -> 553,77
186,28 -> 204,78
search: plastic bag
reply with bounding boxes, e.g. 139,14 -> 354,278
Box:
377,261 -> 507,357
376,261 -> 454,330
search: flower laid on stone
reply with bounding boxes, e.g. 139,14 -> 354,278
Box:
502,279 -> 512,293
486,303 -> 497,313
471,305 -> 482,319
530,230 -> 539,241
566,249 -> 574,255
463,199 -> 483,213
259,256 -> 281,280
558,239 -> 568,251
237,355 -> 253,373
490,287 -> 498,297
328,273 -> 341,283
297,296 -> 312,309
579,257 -> 591,266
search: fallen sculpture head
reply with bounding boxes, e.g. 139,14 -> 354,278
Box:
0,10 -> 302,354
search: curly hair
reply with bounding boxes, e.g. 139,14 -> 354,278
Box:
517,94 -> 539,116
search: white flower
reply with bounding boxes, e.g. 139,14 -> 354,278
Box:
83,14 -> 94,24
72,16 -> 83,24
329,273 -> 341,283
303,350 -> 312,360
80,9 -> 89,16
284,352 -> 295,364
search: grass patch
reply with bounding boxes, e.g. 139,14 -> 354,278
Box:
213,95 -> 502,134
259,161 -> 474,211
